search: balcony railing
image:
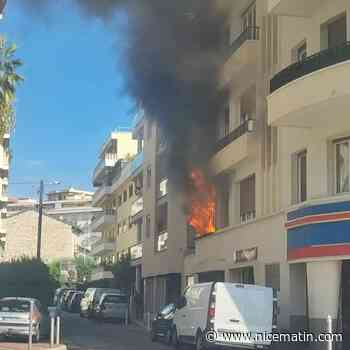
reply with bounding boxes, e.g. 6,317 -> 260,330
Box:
92,208 -> 116,222
215,120 -> 251,153
93,153 -> 118,179
131,197 -> 143,217
226,26 -> 260,60
270,41 -> 350,93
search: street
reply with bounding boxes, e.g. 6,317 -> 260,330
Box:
62,313 -> 174,350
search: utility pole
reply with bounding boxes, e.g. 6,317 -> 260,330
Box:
37,180 -> 44,260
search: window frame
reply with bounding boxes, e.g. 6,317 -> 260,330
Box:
334,138 -> 350,194
296,150 -> 307,203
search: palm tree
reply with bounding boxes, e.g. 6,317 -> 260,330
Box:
0,38 -> 23,139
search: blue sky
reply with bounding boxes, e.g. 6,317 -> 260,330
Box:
3,0 -> 134,198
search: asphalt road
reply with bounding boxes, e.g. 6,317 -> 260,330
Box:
62,313 -> 176,350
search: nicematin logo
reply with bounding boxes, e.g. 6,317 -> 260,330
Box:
205,330 -> 343,344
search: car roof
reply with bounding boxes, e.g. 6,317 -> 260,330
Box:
1,297 -> 39,302
101,293 -> 127,298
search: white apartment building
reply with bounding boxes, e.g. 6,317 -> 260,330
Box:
136,1 -> 350,346
0,134 -> 10,260
90,130 -> 139,283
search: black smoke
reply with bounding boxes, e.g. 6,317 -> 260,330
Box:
20,0 -> 232,186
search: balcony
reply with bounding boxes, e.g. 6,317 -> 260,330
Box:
131,196 -> 143,222
90,240 -> 115,257
90,265 -> 114,281
210,120 -> 254,176
219,27 -> 260,89
130,243 -> 143,261
268,0 -> 323,17
92,185 -> 111,206
93,153 -> 118,186
268,42 -> 350,128
90,209 -> 116,232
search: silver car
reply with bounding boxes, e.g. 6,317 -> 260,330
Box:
95,293 -> 129,322
0,297 -> 49,342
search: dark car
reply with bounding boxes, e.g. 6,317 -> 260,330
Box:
150,303 -> 176,344
68,292 -> 84,313
62,290 -> 76,311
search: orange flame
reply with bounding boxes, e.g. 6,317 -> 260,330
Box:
187,169 -> 216,236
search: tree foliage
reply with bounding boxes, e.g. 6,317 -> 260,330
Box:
73,255 -> 96,283
0,257 -> 58,308
111,254 -> 134,291
0,38 -> 23,140
48,260 -> 64,286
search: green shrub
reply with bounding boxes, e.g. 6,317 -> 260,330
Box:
0,257 -> 58,308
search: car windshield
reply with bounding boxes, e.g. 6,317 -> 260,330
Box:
103,295 -> 128,304
160,303 -> 175,317
0,300 -> 30,313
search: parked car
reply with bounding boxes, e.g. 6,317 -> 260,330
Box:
150,303 -> 176,344
80,288 -> 95,318
171,282 -> 277,349
0,297 -> 49,342
62,290 -> 76,311
95,293 -> 129,322
67,292 -> 84,313
90,288 -> 123,318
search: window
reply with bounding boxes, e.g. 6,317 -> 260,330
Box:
123,220 -> 128,233
157,231 -> 168,251
117,223 -> 121,236
159,178 -> 168,198
147,166 -> 152,189
296,151 -> 307,203
123,190 -> 127,202
327,14 -> 347,49
240,175 -> 256,223
335,140 -> 350,193
224,104 -> 230,137
137,219 -> 143,242
157,202 -> 168,233
242,1 -> 256,31
118,195 -> 122,206
129,216 -> 133,228
129,184 -> 134,197
145,215 -> 151,238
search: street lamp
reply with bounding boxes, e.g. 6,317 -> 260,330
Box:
10,180 -> 61,259
0,0 -> 7,20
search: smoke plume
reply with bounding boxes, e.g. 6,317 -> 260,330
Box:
20,0 -> 232,186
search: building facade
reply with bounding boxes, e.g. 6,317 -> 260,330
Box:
7,188 -> 102,256
131,1 -> 350,344
90,130 -> 139,282
0,134 -> 10,260
4,210 -> 75,262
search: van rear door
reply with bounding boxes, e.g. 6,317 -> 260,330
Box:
214,283 -> 273,348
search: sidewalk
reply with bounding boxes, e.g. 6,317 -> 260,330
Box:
0,343 -> 66,350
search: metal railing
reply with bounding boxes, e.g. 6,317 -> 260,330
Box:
92,208 -> 116,222
226,26 -> 260,60
215,120 -> 250,153
270,41 -> 350,93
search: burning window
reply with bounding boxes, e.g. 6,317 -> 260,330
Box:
187,169 -> 216,237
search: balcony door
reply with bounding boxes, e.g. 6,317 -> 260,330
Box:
322,14 -> 347,50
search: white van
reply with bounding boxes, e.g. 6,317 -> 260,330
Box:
172,282 -> 277,349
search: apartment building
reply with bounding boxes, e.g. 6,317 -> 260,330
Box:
135,0 -> 350,344
90,130 -> 138,282
7,188 -> 102,256
0,134 -> 10,260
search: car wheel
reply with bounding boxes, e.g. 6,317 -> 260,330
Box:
195,331 -> 205,350
171,327 -> 180,348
